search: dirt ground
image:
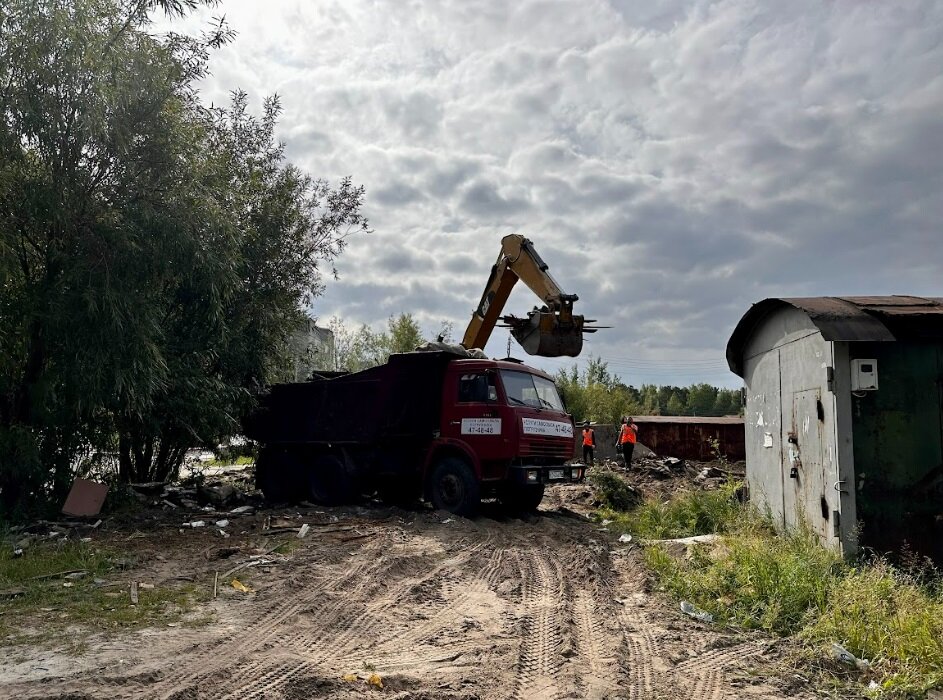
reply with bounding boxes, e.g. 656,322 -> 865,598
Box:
1,483 -> 811,700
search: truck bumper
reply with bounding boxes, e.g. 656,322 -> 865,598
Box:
509,465 -> 587,485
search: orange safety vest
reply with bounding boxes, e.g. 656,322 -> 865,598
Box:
582,428 -> 594,446
620,423 -> 637,444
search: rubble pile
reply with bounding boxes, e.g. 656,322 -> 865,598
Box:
129,466 -> 261,513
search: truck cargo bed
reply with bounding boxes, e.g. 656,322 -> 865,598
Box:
245,351 -> 457,446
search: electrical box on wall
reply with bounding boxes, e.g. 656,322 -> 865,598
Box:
851,359 -> 879,391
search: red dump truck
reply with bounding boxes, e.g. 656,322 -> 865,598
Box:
244,348 -> 584,516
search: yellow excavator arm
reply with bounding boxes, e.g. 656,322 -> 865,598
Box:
462,234 -> 594,357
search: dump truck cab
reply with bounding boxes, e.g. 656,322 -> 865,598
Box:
424,358 -> 582,513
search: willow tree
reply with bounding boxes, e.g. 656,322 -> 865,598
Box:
0,0 -> 367,510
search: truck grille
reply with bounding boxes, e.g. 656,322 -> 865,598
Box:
519,437 -> 570,458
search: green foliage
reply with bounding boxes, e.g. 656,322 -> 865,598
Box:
555,356 -> 642,424
803,565 -> 943,695
0,0 -> 367,510
646,523 -> 839,634
622,482 -> 745,539
555,359 -> 741,423
323,314 -> 455,372
589,471 -> 641,511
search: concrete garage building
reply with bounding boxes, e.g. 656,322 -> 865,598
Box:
726,296 -> 943,559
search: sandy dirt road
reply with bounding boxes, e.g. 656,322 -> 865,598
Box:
1,497 -> 803,700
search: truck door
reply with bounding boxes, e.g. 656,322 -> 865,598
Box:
441,370 -> 509,470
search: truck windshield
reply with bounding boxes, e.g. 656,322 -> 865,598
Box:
499,370 -> 565,411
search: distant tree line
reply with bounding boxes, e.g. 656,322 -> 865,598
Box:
0,0 -> 367,514
318,314 -> 454,373
555,357 -> 742,425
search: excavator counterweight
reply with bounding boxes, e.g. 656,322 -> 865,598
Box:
462,234 -> 596,358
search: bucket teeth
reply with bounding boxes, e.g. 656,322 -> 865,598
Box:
506,311 -> 584,357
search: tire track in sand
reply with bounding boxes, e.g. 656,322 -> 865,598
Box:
213,534 -> 495,699
151,533 -> 395,700
618,603 -> 660,699
573,589 -> 622,700
512,549 -> 565,700
676,640 -> 765,700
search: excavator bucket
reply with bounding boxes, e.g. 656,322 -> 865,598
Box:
507,310 -> 584,358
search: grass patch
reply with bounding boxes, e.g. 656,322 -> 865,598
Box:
629,487 -> 943,697
803,564 -> 943,696
645,522 -> 840,634
203,455 -> 254,468
590,471 -> 744,540
0,539 -> 207,645
621,482 -> 744,539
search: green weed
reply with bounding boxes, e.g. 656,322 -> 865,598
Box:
622,482 -> 744,539
645,523 -> 840,634
0,539 -> 207,644
803,564 -> 943,695
589,471 -> 641,511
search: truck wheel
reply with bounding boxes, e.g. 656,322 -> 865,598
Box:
501,483 -> 545,512
256,447 -> 291,503
429,458 -> 480,517
307,454 -> 356,505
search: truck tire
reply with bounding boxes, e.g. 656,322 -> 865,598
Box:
306,454 -> 356,506
256,447 -> 292,503
429,458 -> 480,517
500,483 -> 545,512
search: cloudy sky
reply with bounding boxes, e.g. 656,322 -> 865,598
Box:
169,0 -> 942,387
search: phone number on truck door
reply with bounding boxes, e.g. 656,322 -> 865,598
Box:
461,418 -> 502,435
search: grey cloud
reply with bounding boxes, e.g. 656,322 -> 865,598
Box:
459,180 -> 531,218
373,182 -> 425,207
382,90 -> 444,140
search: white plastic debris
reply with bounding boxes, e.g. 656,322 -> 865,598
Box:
618,534 -> 632,543
653,534 -> 720,546
229,505 -> 254,515
831,643 -> 870,670
214,519 -> 229,528
218,529 -> 230,538
297,523 -> 310,539
680,601 -> 713,623
13,548 -> 23,557
601,519 -> 612,526
185,521 -> 206,528
441,518 -> 455,524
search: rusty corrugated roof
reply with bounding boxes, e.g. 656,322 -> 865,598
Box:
633,415 -> 743,425
726,295 -> 943,377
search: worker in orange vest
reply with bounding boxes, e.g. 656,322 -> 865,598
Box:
581,421 -> 596,464
617,416 -> 638,466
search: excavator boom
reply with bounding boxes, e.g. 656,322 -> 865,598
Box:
462,234 -> 590,357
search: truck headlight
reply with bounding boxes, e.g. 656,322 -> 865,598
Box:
527,470 -> 539,483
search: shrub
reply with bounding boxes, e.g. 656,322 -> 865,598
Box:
589,471 -> 641,511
